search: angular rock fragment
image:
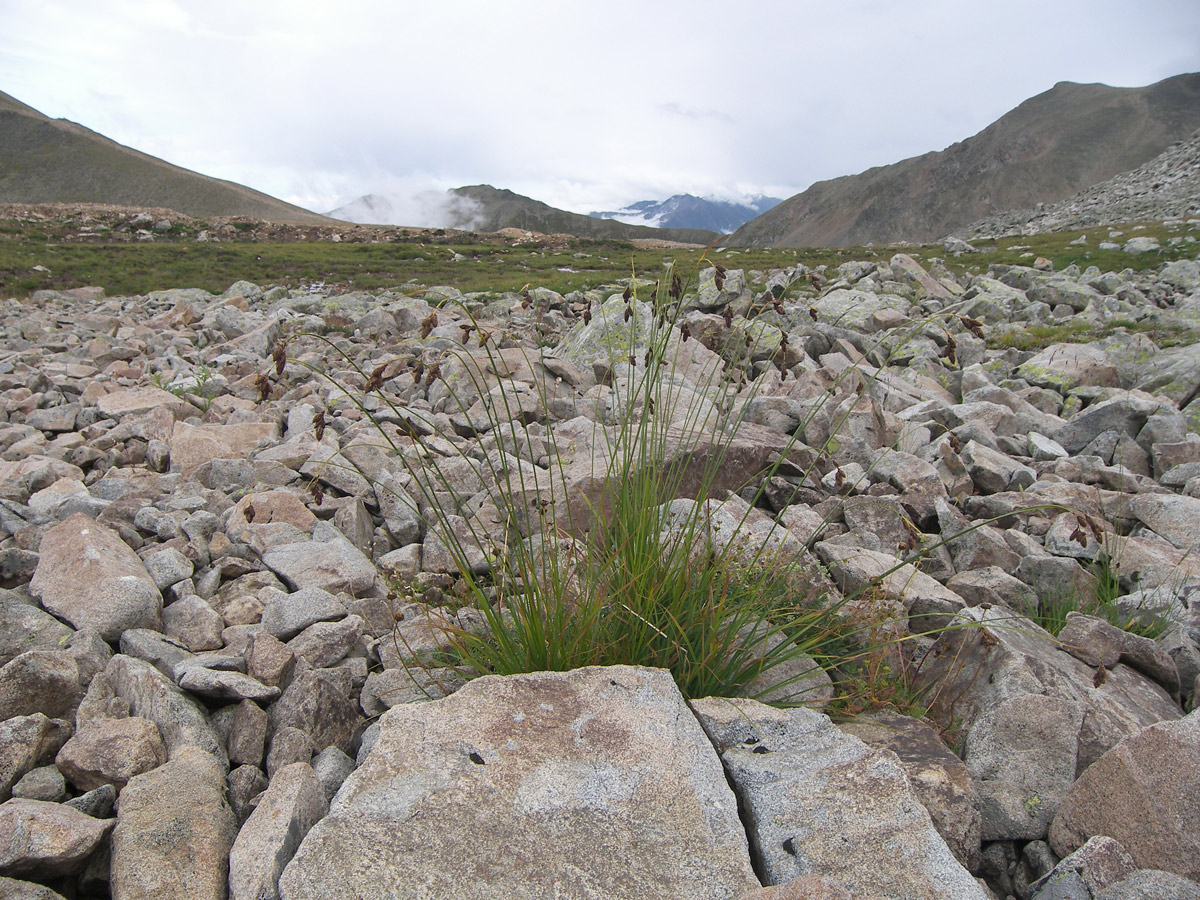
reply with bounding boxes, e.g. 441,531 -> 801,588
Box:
692,697 -> 986,899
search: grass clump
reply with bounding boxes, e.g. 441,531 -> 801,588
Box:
275,256 -> 951,708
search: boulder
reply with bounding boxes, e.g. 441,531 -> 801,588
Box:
838,710 -> 981,870
110,749 -> 237,900
692,697 -> 986,899
0,651 -> 80,722
1049,711 -> 1200,880
228,762 -> 327,900
0,714 -> 72,802
0,798 -> 113,879
915,606 -> 1182,777
261,522 -> 382,597
28,513 -> 162,641
279,666 -> 760,900
55,716 -> 167,791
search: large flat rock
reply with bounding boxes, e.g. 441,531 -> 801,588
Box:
279,665 -> 759,900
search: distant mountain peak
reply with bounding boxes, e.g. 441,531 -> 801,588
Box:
589,193 -> 782,234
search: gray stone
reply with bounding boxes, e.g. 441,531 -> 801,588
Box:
261,587 -> 349,641
269,669 -> 362,756
311,746 -> 355,802
1017,343 -> 1119,392
0,875 -> 69,899
0,715 -> 70,802
224,699 -> 269,768
262,522 -> 383,596
692,698 -> 986,898
178,666 -> 281,702
1029,836 -> 1135,900
28,512 -> 162,641
141,546 -> 194,590
161,593 -> 224,652
63,783 -> 115,818
915,606 -> 1181,776
838,710 -> 981,870
279,666 -> 760,900
55,715 -> 167,792
0,592 -> 73,668
1094,869 -> 1200,900
228,762 -> 327,900
118,628 -> 193,676
1128,492 -> 1200,553
9,766 -> 66,803
227,764 -> 268,826
1054,396 -> 1159,455
111,749 -> 237,900
960,440 -> 1036,494
0,651 -> 80,722
246,631 -> 296,687
1050,711 -> 1200,881
266,726 -> 316,779
286,614 -> 365,669
104,654 -> 227,769
0,798 -> 113,878
965,694 -> 1083,840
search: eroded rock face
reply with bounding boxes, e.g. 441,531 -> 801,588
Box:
279,666 -> 760,900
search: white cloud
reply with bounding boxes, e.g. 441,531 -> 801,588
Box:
0,0 -> 1197,215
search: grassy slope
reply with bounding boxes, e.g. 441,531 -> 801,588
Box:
2,210 -> 1196,322
0,92 -> 332,225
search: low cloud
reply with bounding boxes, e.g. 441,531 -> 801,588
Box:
326,186 -> 484,230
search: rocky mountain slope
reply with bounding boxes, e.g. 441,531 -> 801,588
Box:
589,193 -> 782,233
1,235 -> 1200,897
729,73 -> 1200,248
0,91 -> 331,225
959,129 -> 1200,238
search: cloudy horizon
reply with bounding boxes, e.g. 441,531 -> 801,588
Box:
2,1 -> 1198,225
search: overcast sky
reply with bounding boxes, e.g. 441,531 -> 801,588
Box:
2,0 -> 1198,224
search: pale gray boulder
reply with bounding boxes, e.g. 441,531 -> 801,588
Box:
0,798 -> 113,879
228,762 -> 327,900
261,521 -> 383,597
28,512 -> 162,641
964,694 -> 1083,841
279,666 -> 760,900
692,697 -> 987,899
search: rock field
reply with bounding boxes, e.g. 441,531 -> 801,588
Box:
1,244 -> 1200,899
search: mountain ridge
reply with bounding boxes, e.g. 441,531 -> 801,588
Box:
588,193 -> 782,233
728,73 -> 1200,248
0,90 -> 332,224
